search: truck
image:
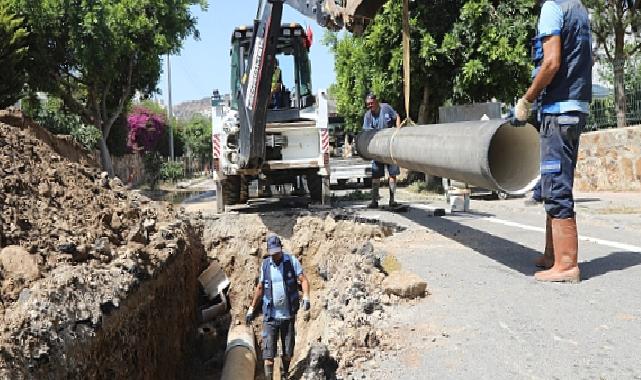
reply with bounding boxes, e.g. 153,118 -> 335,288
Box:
211,0 -> 388,212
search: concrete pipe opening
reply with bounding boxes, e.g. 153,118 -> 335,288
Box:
488,123 -> 540,194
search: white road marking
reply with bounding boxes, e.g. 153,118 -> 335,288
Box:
485,217 -> 641,252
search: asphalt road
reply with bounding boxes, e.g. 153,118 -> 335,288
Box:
349,191 -> 641,380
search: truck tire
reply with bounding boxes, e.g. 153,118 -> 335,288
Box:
221,176 -> 241,205
306,173 -> 323,202
239,175 -> 249,204
363,178 -> 372,188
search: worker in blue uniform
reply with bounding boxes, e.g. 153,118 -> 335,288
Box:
515,0 -> 591,283
362,93 -> 402,208
246,234 -> 310,380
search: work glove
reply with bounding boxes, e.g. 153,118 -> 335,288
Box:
301,297 -> 310,311
245,306 -> 255,325
514,97 -> 532,124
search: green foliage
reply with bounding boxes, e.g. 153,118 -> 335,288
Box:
179,114 -> 212,162
0,1 -> 28,108
328,0 -> 536,130
442,0 -> 537,103
7,0 -> 205,173
584,0 -> 641,127
160,160 -> 184,182
143,151 -> 163,191
585,0 -> 641,63
23,94 -> 101,150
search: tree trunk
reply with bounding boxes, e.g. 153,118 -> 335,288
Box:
613,58 -> 627,128
98,136 -> 114,176
417,85 -> 430,124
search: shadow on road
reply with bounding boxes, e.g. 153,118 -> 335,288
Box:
580,251 -> 641,281
404,207 -> 541,276
403,207 -> 641,280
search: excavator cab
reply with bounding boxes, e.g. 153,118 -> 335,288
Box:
230,23 -> 314,119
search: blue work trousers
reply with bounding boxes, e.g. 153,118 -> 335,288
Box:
540,112 -> 585,219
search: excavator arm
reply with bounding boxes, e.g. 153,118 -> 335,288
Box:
284,0 -> 388,35
237,0 -> 388,169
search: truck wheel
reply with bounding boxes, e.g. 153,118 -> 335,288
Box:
363,178 -> 372,188
221,176 -> 241,205
306,173 -> 323,202
337,179 -> 348,188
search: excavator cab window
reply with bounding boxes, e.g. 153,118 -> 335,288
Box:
229,24 -> 313,111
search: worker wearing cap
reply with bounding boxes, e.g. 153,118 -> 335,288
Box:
246,234 -> 310,380
515,0 -> 591,283
363,93 -> 402,208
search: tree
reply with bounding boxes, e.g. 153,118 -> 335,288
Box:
585,0 -> 641,128
327,0 -> 537,130
10,0 -> 204,174
0,1 -> 28,108
180,114 -> 212,164
327,1 -> 462,130
442,0 -> 537,104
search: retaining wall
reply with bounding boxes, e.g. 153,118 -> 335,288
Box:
575,125 -> 641,191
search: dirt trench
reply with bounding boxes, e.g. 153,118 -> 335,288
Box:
1,114 -> 210,379
1,112 -> 406,379
193,211 -> 400,379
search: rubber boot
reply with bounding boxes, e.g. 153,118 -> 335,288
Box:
281,358 -> 291,380
368,179 -> 379,208
534,215 -> 554,269
388,179 -> 398,208
535,218 -> 580,283
264,363 -> 274,380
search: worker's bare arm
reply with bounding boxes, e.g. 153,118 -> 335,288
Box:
249,282 -> 263,309
524,35 -> 561,102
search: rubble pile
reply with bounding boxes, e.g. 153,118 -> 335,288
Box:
0,118 -> 176,305
200,212 -> 406,378
0,117 -> 206,378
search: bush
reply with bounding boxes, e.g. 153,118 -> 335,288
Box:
160,160 -> 184,182
21,94 -> 101,150
143,151 -> 163,191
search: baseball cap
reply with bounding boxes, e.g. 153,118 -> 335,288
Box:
266,235 -> 283,255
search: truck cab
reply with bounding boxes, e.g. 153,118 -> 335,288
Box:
212,24 -> 330,211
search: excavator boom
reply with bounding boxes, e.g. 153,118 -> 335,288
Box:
284,0 -> 388,35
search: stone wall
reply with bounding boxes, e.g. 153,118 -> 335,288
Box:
112,154 -> 144,187
575,126 -> 641,191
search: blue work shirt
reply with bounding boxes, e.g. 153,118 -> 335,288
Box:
259,253 -> 303,319
363,103 -> 398,130
537,0 -> 590,114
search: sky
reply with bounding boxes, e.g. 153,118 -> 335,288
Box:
157,0 -> 337,106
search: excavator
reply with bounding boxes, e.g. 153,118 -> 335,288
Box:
212,0 -> 389,212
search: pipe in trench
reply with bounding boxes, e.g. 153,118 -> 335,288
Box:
220,325 -> 256,380
356,119 -> 540,194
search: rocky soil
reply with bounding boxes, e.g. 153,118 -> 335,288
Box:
0,113 -> 206,378
198,212 -> 427,379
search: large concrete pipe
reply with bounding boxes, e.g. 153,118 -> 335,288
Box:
221,325 -> 256,380
356,120 -> 540,194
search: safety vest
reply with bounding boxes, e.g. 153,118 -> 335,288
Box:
261,254 -> 300,320
535,0 -> 592,107
271,67 -> 282,92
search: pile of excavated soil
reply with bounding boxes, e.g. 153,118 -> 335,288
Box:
199,212 -> 405,378
0,113 -> 205,378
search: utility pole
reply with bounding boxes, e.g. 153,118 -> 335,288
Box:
166,54 -> 175,160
